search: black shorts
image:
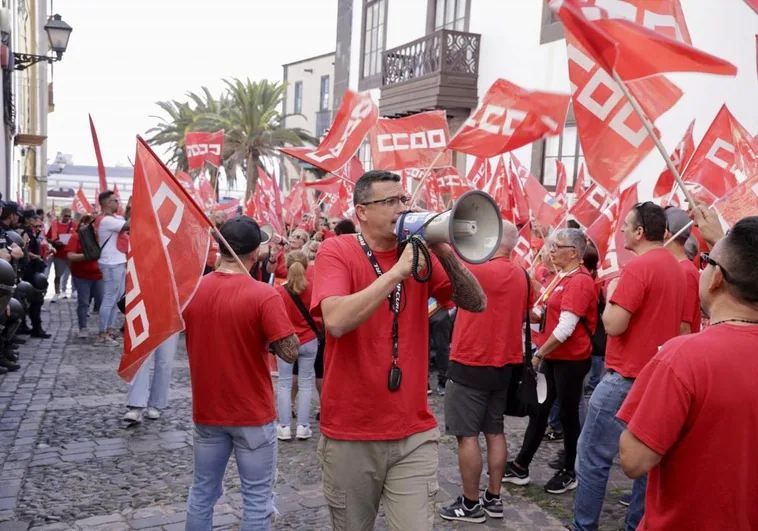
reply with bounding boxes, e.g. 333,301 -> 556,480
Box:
444,371 -> 514,436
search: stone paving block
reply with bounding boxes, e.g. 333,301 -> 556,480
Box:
300,495 -> 327,509
0,486 -> 19,498
0,498 -> 14,510
161,524 -> 184,531
59,452 -> 94,463
0,521 -> 29,530
159,442 -> 186,451
128,515 -> 169,529
72,513 -> 124,527
29,524 -> 71,530
93,448 -> 128,459
211,514 -> 238,527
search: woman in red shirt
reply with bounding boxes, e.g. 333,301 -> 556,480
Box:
275,250 -> 321,442
503,228 -> 597,495
64,215 -> 103,339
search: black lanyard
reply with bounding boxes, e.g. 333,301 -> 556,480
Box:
357,233 -> 403,373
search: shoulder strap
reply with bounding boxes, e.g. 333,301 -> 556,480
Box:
522,267 -> 532,365
574,271 -> 596,337
284,284 -> 322,336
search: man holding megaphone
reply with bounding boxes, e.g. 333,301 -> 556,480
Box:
311,170 -> 493,531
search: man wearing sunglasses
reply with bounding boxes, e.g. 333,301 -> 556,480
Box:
572,202 -> 686,531
311,170 -> 486,531
617,215 -> 758,530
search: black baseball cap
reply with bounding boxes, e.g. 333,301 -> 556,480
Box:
3,202 -> 18,215
218,215 -> 262,256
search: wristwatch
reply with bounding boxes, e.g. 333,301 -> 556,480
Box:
533,351 -> 543,360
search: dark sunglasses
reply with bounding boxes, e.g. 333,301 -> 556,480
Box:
700,252 -> 732,283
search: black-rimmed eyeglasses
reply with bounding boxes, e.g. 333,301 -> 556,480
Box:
359,196 -> 411,208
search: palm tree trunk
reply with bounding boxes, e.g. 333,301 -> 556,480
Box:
246,153 -> 262,201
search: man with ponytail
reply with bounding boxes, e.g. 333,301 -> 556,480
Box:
275,250 -> 321,441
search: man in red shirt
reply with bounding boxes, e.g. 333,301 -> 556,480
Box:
64,215 -> 103,338
46,207 -> 76,301
182,216 -> 299,530
204,211 -> 227,274
664,207 -> 701,334
438,221 -> 527,523
311,170 -> 486,531
572,202 -> 686,531
618,216 -> 758,531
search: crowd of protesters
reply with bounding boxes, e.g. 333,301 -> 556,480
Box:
20,170 -> 757,531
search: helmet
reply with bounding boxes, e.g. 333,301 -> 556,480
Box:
4,230 -> 23,248
8,298 -> 23,321
28,273 -> 48,303
14,281 -> 32,302
0,259 -> 15,291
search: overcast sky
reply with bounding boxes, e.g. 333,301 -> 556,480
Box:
46,0 -> 337,167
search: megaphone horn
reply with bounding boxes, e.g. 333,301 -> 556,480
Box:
395,190 -> 503,264
260,223 -> 283,246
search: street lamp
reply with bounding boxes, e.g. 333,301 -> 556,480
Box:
14,14 -> 72,71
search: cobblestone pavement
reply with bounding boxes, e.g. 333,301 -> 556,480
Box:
0,299 -> 631,530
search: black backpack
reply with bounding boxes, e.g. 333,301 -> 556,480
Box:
78,223 -> 110,262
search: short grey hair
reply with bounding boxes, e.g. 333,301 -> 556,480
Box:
552,228 -> 587,260
499,221 -> 519,255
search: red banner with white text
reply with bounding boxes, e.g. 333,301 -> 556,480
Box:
185,131 -> 224,170
369,111 -> 451,171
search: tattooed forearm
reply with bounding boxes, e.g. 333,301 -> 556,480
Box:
436,251 -> 487,313
271,334 -> 299,364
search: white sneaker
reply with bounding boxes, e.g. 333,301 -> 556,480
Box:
98,335 -> 118,346
123,408 -> 143,423
51,294 -> 58,303
77,329 -> 88,339
61,293 -> 68,300
144,407 -> 160,420
296,425 -> 313,440
277,425 -> 292,441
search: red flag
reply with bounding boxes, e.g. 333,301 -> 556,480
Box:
467,158 -> 491,190
574,163 -> 586,198
113,184 -> 124,216
714,172 -> 758,227
483,158 -> 507,217
214,199 -> 241,219
185,131 -> 224,170
554,160 -> 568,210
436,167 -> 474,204
334,156 -> 365,184
195,175 -> 216,210
448,79 -> 570,157
654,119 -> 696,197
254,167 -> 284,234
281,90 -> 378,172
89,114 -> 108,192
118,141 -> 185,382
510,153 -> 535,182
175,170 -> 195,194
136,138 -> 212,310
587,183 -> 639,281
303,176 -> 344,195
522,172 -> 549,220
369,111 -> 451,171
550,0 -> 737,81
570,183 -> 611,229
682,105 -> 751,199
512,224 -> 534,269
71,186 -> 93,215
745,0 -> 758,14
283,182 -> 312,223
508,161 -> 531,226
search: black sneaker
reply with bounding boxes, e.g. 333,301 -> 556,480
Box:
439,495 -> 486,523
545,469 -> 578,495
544,427 -> 564,442
549,449 -> 565,470
0,357 -> 20,372
502,461 -> 530,486
481,494 -> 503,519
31,329 -> 51,339
618,493 -> 632,507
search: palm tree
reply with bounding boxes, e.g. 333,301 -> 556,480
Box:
145,100 -> 196,171
200,78 -> 316,199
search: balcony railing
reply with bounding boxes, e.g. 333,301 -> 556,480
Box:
382,29 -> 481,87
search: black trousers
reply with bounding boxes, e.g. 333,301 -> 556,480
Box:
429,309 -> 454,386
29,300 -> 42,331
516,357 -> 591,472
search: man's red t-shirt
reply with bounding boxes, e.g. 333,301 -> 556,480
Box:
63,233 -> 102,280
311,235 -> 452,441
542,268 -> 597,361
47,220 -> 76,259
451,257 -> 530,367
679,258 -> 701,333
276,268 -> 321,345
618,325 -> 758,531
183,272 -> 295,426
605,248 -> 686,378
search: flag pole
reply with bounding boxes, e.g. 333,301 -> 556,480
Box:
663,220 -> 694,247
611,71 -> 697,208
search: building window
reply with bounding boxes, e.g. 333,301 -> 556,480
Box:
319,75 -> 330,111
533,105 -> 584,192
540,1 -> 564,44
429,0 -> 469,32
294,81 -> 303,114
360,0 -> 387,89
358,140 -> 373,172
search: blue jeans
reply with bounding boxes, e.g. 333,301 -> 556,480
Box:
72,277 -> 103,330
586,356 -> 606,392
277,338 -> 318,427
98,263 -> 126,333
548,394 -> 588,432
186,422 -> 277,531
572,372 -> 647,531
126,333 -> 178,408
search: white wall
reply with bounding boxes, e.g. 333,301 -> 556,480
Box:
346,0 -> 758,199
283,53 -> 336,136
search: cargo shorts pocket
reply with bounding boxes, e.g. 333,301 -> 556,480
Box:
427,479 -> 440,528
323,481 -> 347,529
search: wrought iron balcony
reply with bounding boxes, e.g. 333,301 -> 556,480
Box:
379,29 -> 480,118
